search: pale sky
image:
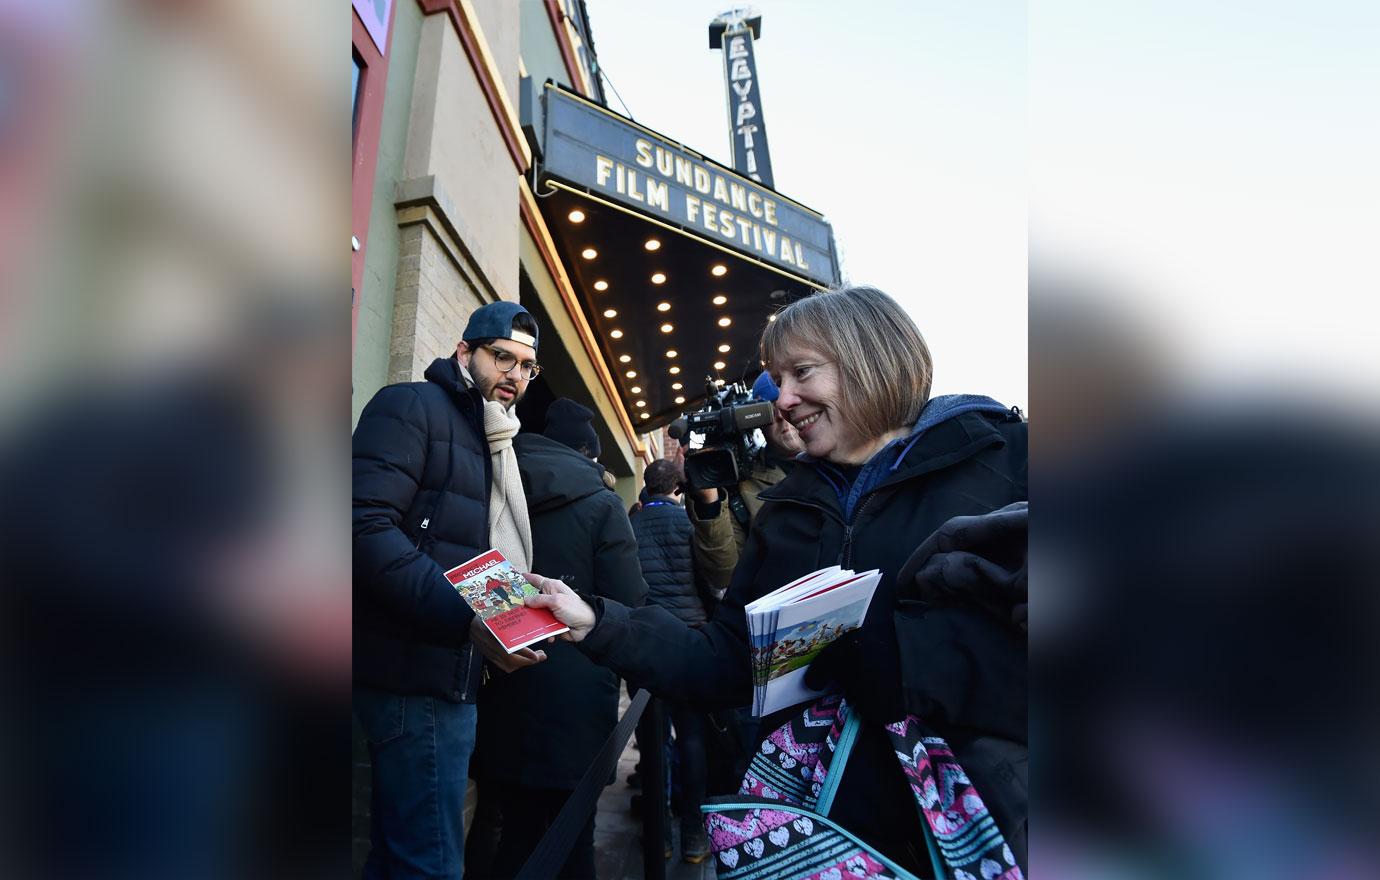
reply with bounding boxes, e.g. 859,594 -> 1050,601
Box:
585,1 -> 1380,414
1030,0 -> 1380,400
582,0 -> 1028,411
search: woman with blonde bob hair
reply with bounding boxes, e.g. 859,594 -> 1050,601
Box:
530,285 -> 1028,874
759,285 -> 934,465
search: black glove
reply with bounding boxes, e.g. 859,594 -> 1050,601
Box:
892,603 -> 1026,740
803,624 -> 906,726
898,501 -> 1028,632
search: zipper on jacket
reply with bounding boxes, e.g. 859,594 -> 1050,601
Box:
837,493 -> 876,568
459,643 -> 476,701
772,494 -> 843,525
767,492 -> 859,570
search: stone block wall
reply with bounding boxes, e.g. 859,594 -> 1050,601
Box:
388,209 -> 498,384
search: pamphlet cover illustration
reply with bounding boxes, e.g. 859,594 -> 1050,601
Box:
748,568 -> 880,716
444,549 -> 569,653
747,566 -> 842,688
764,599 -> 870,683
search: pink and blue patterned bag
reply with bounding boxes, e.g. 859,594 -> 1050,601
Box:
701,695 -> 1024,880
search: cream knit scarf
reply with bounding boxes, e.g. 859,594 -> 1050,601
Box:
460,363 -> 532,571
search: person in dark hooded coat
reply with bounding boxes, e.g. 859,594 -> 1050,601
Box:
466,399 -> 646,880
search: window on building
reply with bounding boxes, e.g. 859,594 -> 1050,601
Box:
352,52 -> 364,142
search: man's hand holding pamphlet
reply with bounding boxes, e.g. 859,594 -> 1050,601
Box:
746,565 -> 881,716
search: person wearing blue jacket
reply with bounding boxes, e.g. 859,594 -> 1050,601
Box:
529,286 -> 1028,875
632,458 -> 714,863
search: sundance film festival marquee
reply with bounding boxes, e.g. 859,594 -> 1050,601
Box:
351,1 -> 838,507
531,83 -> 839,435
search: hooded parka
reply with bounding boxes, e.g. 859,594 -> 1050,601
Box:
471,433 -> 647,789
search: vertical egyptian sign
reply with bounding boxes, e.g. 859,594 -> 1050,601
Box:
714,20 -> 774,188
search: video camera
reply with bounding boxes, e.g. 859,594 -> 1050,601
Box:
667,379 -> 774,491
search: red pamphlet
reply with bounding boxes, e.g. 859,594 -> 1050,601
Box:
444,549 -> 569,653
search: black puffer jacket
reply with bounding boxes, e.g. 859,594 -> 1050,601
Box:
472,434 -> 647,788
578,400 -> 1027,872
633,496 -> 704,626
352,357 -> 489,703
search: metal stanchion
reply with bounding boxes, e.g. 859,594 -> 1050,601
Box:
637,693 -> 667,880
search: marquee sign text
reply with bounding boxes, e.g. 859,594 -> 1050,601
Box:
542,86 -> 837,288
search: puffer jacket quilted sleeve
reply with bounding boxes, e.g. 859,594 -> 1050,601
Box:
352,384 -> 474,647
632,499 -> 705,626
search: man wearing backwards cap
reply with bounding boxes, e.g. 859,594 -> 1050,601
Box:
353,300 -> 546,879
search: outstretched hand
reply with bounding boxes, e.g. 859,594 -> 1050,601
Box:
523,572 -> 596,642
469,614 -> 546,672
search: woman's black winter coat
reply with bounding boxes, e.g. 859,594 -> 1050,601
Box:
471,433 -> 647,790
577,407 -> 1027,872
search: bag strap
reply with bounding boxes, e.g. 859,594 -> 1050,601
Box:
725,700 -> 1022,878
737,695 -> 851,809
812,705 -> 861,816
884,717 -> 1024,880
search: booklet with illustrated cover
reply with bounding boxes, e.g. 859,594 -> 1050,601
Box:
444,549 -> 569,653
746,566 -> 881,716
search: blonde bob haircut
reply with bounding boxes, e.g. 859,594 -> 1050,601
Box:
761,285 -> 933,442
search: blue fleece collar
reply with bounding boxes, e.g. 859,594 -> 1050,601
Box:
890,394 -> 1011,473
806,394 -> 1010,521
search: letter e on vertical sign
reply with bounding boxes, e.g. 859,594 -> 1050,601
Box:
718,26 -> 774,188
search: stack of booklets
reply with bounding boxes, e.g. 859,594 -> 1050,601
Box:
444,549 -> 569,653
746,565 -> 882,716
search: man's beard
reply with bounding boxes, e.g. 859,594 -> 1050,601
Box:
476,373 -> 523,411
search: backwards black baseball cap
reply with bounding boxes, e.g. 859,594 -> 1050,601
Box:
462,301 -> 539,351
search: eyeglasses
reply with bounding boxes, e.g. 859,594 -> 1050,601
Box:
482,344 -> 542,380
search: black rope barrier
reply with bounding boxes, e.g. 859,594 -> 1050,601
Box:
513,688 -> 662,880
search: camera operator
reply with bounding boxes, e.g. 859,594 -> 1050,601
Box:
678,372 -> 802,794
686,372 -> 802,600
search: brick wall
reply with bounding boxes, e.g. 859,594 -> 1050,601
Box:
388,212 -> 497,383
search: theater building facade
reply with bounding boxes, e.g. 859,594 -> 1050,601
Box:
352,0 -> 836,491
351,1 -> 837,866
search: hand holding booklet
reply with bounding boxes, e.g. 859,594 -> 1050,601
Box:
746,565 -> 882,716
444,549 -> 569,653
